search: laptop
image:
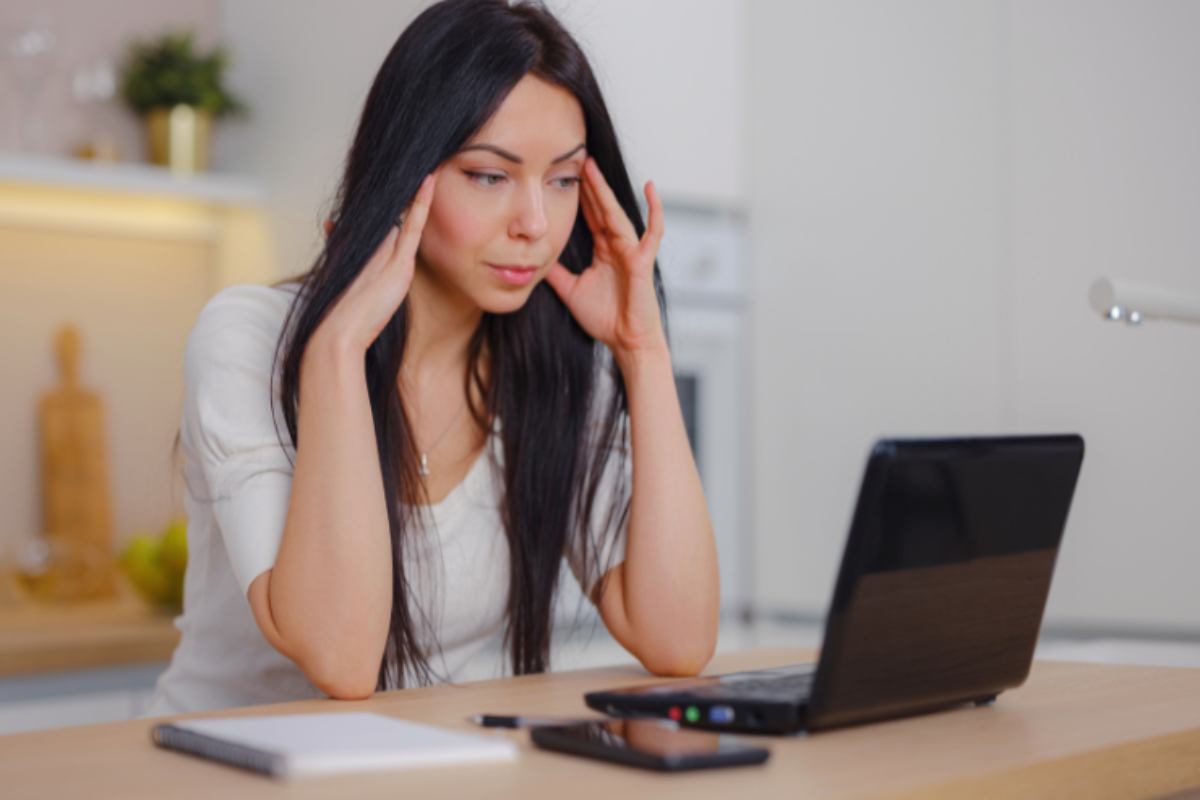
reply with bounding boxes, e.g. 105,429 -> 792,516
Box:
586,434 -> 1085,735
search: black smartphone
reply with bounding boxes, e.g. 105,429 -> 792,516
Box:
530,719 -> 770,772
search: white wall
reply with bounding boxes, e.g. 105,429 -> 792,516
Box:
747,0 -> 1008,618
215,0 -> 427,279
1007,0 -> 1200,632
747,0 -> 1200,636
544,0 -> 745,207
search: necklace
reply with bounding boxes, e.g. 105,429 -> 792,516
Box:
417,396 -> 466,477
401,352 -> 470,479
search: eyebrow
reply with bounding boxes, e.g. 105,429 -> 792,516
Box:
457,142 -> 585,165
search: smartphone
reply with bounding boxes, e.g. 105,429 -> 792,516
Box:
530,719 -> 770,772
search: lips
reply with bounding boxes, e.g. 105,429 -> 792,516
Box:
486,262 -> 540,287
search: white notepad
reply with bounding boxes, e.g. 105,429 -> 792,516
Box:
151,711 -> 518,779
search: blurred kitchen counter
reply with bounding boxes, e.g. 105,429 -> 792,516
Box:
0,575 -> 179,679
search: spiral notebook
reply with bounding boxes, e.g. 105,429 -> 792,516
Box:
151,711 -> 519,779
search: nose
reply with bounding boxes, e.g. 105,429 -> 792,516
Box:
508,181 -> 549,241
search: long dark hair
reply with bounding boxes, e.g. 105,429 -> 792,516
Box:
272,0 -> 666,689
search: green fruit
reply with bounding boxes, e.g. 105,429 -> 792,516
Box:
163,575 -> 184,610
159,518 -> 188,576
119,522 -> 188,612
120,534 -> 170,605
120,534 -> 158,573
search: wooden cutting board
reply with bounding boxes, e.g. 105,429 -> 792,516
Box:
38,323 -> 115,584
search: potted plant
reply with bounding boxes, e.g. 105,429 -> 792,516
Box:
118,31 -> 247,173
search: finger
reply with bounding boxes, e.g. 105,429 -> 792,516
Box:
362,225 -> 401,277
580,194 -> 616,267
543,262 -> 580,303
578,176 -> 607,239
393,172 -> 438,266
396,172 -> 438,232
588,178 -> 641,267
639,180 -> 664,256
584,158 -> 638,242
582,160 -> 624,239
581,177 -> 624,258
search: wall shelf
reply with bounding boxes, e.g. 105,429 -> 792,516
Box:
0,152 -> 264,206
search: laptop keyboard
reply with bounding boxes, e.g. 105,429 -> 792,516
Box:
691,664 -> 816,701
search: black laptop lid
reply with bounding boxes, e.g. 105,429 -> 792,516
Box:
806,435 -> 1084,731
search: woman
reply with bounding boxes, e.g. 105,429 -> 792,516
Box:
148,0 -> 718,715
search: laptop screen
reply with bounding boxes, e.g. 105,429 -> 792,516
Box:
808,435 -> 1085,730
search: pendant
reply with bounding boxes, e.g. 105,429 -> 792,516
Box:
419,452 -> 430,477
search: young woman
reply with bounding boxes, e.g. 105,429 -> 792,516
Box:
148,0 -> 718,715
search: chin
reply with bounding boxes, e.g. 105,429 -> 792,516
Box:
475,284 -> 540,315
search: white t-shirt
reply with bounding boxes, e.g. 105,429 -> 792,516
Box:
147,283 -> 627,716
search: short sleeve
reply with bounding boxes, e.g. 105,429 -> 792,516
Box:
564,356 -> 631,600
180,284 -> 299,596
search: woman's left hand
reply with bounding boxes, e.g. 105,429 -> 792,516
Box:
545,157 -> 667,363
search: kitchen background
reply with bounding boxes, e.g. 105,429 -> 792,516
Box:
2,0 -> 1198,733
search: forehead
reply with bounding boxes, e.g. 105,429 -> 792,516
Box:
464,75 -> 585,158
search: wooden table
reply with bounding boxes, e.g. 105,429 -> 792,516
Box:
2,647 -> 1200,798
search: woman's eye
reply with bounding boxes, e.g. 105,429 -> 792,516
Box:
463,171 -> 579,189
465,171 -> 506,187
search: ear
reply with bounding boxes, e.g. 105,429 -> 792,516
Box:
322,219 -> 334,237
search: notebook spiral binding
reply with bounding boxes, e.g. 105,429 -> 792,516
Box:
151,723 -> 287,778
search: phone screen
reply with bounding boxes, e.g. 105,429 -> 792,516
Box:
531,719 -> 769,771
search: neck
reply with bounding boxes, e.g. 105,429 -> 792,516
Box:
403,260 -> 483,383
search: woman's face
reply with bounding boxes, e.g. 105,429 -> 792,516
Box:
416,74 -> 586,315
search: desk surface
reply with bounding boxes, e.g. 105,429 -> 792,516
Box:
3,647 -> 1200,799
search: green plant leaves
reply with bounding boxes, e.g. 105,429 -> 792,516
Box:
119,31 -> 247,118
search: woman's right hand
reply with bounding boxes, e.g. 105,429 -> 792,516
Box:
313,172 -> 438,355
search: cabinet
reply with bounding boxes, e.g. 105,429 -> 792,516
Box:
0,582 -> 179,734
0,663 -> 165,735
